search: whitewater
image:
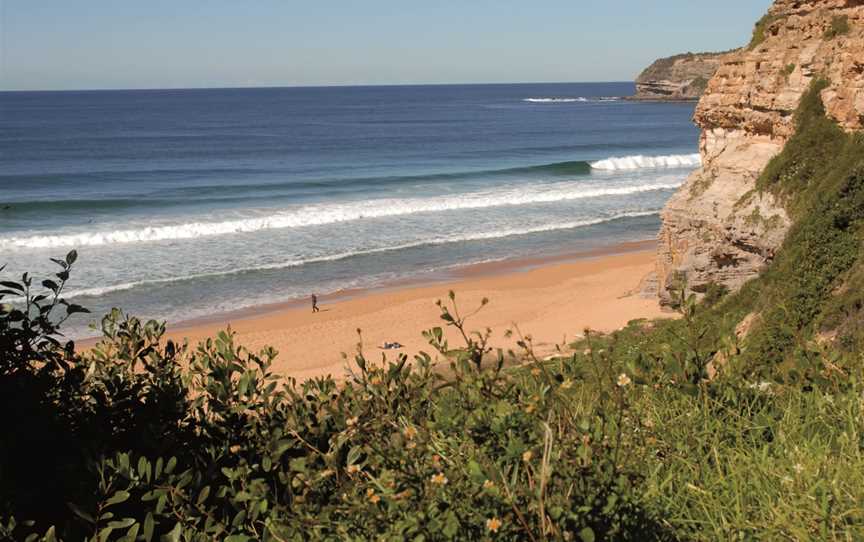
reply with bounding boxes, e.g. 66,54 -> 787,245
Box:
523,97 -> 621,103
590,153 -> 701,171
30,209 -> 657,303
0,83 -> 700,337
2,164 -> 689,249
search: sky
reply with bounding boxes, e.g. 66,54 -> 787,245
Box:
0,0 -> 773,91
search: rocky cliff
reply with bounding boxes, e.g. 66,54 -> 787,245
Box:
655,0 -> 864,305
634,52 -> 728,101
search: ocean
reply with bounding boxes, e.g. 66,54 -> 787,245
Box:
0,83 -> 699,337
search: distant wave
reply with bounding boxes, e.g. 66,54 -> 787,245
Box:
1,181 -> 681,249
51,210 -> 659,300
1,154 -> 696,216
523,97 -> 620,103
0,161 -> 597,214
590,153 -> 701,171
1,168 -> 600,218
524,97 -> 588,103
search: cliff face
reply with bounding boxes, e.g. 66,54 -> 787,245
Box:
656,0 -> 864,305
634,52 -> 728,101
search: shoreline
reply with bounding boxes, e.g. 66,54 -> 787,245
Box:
79,241 -> 670,381
167,238 -> 659,331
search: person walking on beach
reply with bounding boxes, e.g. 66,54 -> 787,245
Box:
311,294 -> 320,313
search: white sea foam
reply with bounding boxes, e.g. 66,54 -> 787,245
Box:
590,153 -> 701,171
47,210 -> 659,300
1,183 -> 680,249
523,97 -> 620,103
524,97 -> 588,103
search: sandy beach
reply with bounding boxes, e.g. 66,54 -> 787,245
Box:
123,242 -> 669,381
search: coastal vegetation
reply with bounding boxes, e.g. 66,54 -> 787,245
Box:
4,23 -> 864,534
0,83 -> 855,542
824,15 -> 850,39
635,53 -> 725,82
4,0 -> 864,537
4,81 -> 864,541
632,52 -> 727,101
686,76 -> 708,95
749,13 -> 782,50
2,259 -> 863,541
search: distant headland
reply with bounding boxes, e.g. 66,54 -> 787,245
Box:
630,51 -> 732,101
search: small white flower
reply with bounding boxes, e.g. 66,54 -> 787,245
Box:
617,373 -> 632,387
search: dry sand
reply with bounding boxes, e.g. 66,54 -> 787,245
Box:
144,243 -> 670,381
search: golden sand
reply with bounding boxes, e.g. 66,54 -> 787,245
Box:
145,244 -> 669,381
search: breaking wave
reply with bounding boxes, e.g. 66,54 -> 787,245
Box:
523,97 -> 621,103
54,210 -> 659,299
590,153 -> 701,171
1,153 -> 697,217
1,182 -> 681,249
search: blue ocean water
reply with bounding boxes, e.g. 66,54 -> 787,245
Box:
0,83 -> 698,336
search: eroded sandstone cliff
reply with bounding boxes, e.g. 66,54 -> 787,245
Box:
656,0 -> 864,305
634,52 -> 728,101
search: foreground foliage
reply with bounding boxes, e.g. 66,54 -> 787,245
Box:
2,257 -> 864,540
2,266 -> 676,541
3,80 -> 864,541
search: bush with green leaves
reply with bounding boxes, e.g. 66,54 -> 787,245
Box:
1,261 -> 673,541
4,78 -> 864,541
748,13 -> 781,49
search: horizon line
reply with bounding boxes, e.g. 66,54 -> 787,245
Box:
0,80 -> 635,94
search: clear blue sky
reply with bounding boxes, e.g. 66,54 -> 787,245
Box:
0,0 -> 773,90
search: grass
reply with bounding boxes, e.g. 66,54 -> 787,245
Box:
624,80 -> 864,374
550,77 -> 864,538
560,314 -> 864,539
6,70 -> 864,542
644,382 -> 864,539
736,80 -> 864,367
6,256 -> 864,539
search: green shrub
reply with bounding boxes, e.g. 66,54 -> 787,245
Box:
688,76 -> 709,95
702,282 -> 729,307
569,300 -> 864,539
749,14 -> 781,49
755,79 -> 845,203
1,271 -> 673,541
733,80 -> 864,367
824,15 -> 850,39
4,245 -> 864,540
5,76 -> 864,539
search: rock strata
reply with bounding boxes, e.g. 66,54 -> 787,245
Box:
634,52 -> 728,101
656,0 -> 864,305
